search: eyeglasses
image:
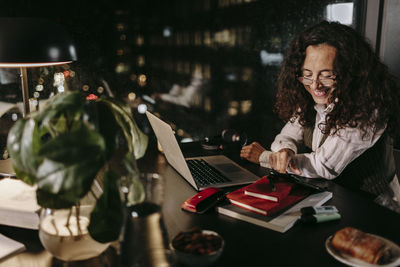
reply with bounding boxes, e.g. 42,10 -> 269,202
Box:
297,75 -> 336,87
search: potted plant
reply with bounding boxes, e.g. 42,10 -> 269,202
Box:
7,91 -> 148,260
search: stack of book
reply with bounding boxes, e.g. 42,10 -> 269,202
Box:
217,176 -> 332,233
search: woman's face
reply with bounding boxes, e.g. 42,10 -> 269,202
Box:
301,44 -> 337,105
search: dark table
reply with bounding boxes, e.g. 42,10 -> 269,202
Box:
1,140 -> 400,267
140,141 -> 400,267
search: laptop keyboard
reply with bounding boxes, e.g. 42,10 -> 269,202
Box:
186,159 -> 231,187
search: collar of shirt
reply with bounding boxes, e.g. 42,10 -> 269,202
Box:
314,101 -> 335,115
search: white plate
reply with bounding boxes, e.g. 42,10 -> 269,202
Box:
325,234 -> 400,267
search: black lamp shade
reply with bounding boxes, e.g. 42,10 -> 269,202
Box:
0,18 -> 77,67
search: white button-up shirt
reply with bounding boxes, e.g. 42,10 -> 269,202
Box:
259,103 -> 400,210
260,104 -> 385,178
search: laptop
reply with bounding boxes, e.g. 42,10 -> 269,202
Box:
146,111 -> 260,191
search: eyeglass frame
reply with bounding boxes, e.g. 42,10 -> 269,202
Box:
297,73 -> 337,87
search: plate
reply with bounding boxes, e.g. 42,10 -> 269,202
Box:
325,234 -> 400,267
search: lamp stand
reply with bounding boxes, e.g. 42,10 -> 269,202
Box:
19,67 -> 30,117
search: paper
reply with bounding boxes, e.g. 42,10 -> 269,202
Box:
0,234 -> 25,260
0,178 -> 40,229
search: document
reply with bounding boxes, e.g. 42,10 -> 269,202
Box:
0,234 -> 25,260
0,178 -> 40,230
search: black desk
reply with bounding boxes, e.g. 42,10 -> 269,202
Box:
1,141 -> 399,266
139,141 -> 400,266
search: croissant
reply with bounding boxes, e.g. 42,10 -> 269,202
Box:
331,227 -> 392,264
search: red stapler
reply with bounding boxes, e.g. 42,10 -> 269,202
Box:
181,187 -> 225,214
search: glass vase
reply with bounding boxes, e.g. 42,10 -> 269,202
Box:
38,204 -> 110,262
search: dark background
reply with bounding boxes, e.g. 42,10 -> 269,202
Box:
0,0 -> 366,149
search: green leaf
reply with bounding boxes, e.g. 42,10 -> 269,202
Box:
36,157 -> 103,209
98,97 -> 148,160
7,118 -> 41,184
35,91 -> 85,125
35,125 -> 106,208
88,170 -> 123,243
35,92 -> 85,136
83,101 -> 119,160
38,124 -> 105,164
127,175 -> 145,206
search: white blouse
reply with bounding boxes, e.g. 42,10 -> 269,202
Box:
258,104 -> 400,209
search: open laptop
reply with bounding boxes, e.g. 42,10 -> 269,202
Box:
146,111 -> 260,191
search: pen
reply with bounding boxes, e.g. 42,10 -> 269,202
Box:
268,170 -> 277,191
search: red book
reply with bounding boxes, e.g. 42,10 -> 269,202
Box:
244,176 -> 293,202
226,184 -> 309,216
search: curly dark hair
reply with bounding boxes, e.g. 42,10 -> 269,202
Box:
275,20 -> 400,138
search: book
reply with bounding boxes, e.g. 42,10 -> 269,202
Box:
0,178 -> 40,230
226,184 -> 309,216
0,234 -> 25,260
217,191 -> 333,233
244,176 -> 293,202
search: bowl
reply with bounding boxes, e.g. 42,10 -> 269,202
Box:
170,228 -> 224,267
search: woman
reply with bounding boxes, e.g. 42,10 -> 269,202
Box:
240,21 -> 400,211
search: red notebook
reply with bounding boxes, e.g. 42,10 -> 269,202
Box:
226,184 -> 310,216
244,176 -> 293,202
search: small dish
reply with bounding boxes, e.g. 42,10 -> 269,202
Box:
325,235 -> 400,267
170,228 -> 224,267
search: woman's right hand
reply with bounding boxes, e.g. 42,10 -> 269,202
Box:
269,148 -> 301,175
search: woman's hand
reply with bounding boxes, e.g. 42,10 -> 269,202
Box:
240,142 -> 266,164
269,148 -> 301,175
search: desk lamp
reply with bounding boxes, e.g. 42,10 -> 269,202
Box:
0,17 -> 77,117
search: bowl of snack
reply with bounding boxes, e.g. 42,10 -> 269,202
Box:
171,227 -> 224,266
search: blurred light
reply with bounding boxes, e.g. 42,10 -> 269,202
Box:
128,92 -> 136,101
49,47 -> 60,59
136,35 -> 144,46
53,72 -> 65,87
137,103 -> 147,114
228,107 -> 238,116
35,84 -> 44,91
260,50 -> 283,66
33,99 -> 38,106
177,129 -> 184,136
38,78 -> 44,84
57,85 -> 65,93
130,74 -> 137,81
137,55 -> 145,67
11,113 -> 18,121
97,86 -> 104,94
181,138 -> 193,143
241,68 -> 253,81
86,94 -> 98,100
33,92 -> 40,98
226,73 -> 236,81
163,26 -> 172,37
228,101 -> 239,116
82,85 -> 89,91
326,3 -> 353,25
241,100 -> 252,114
116,23 -> 124,31
138,74 -> 147,87
115,62 -> 129,73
